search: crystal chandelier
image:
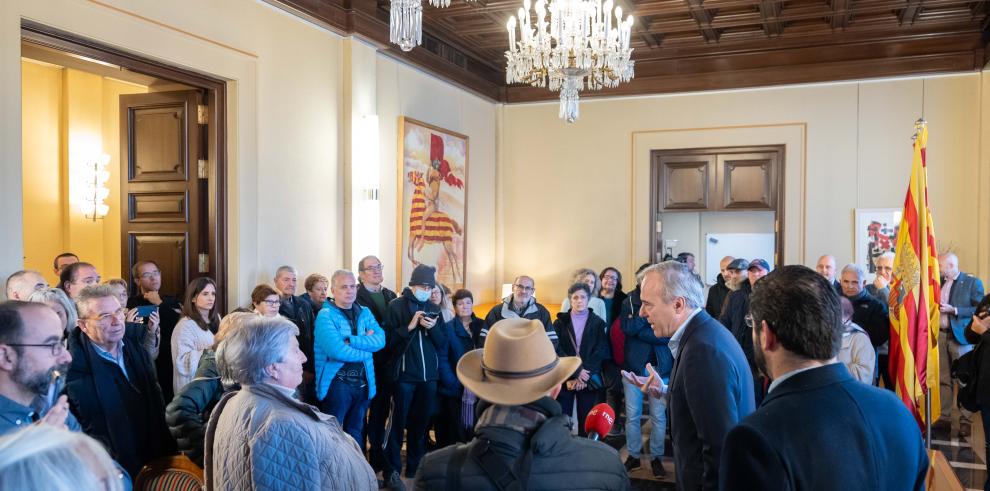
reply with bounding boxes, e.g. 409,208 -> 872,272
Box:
506,0 -> 634,123
390,0 -> 451,52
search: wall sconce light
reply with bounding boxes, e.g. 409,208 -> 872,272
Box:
72,153 -> 111,221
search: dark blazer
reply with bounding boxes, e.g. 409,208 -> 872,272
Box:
720,363 -> 929,491
66,326 -> 176,477
669,310 -> 755,491
944,272 -> 986,345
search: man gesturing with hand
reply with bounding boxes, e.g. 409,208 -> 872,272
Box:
635,261 -> 754,490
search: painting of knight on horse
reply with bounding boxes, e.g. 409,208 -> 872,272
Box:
398,118 -> 468,289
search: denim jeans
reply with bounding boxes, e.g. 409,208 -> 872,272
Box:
623,378 -> 667,459
318,378 -> 370,446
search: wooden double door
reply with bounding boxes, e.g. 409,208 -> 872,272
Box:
119,90 -> 223,307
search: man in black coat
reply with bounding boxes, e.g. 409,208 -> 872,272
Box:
126,260 -> 182,403
631,261 -> 755,490
354,255 -> 398,473
415,318 -> 629,491
720,265 -> 928,490
381,264 -> 445,491
704,256 -> 734,319
67,285 -> 175,478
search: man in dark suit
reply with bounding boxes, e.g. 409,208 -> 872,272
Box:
720,265 -> 928,491
354,255 -> 398,474
630,261 -> 755,490
938,252 -> 985,434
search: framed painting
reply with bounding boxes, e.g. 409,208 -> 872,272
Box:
854,208 -> 902,279
396,117 -> 469,290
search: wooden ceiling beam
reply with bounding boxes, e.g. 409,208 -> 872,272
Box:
900,0 -> 925,24
684,0 -> 723,42
759,0 -> 785,35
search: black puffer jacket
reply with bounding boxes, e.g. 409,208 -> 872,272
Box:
385,288 -> 445,383
705,274 -> 730,319
165,349 -> 237,466
414,397 -> 629,491
720,280 -> 755,370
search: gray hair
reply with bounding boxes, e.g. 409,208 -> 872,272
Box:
330,269 -> 355,288
27,288 -> 77,334
216,316 -> 299,385
840,263 -> 865,281
876,252 -> 895,264
274,265 -> 297,279
638,261 -> 704,308
74,285 -> 119,319
0,425 -> 123,491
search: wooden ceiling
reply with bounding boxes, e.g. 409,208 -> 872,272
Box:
270,0 -> 990,102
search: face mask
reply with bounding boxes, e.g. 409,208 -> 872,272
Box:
413,288 -> 431,303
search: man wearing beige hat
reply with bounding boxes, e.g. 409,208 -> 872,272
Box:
414,318 -> 629,490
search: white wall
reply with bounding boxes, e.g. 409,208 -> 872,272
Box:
499,74 -> 990,298
376,55 -> 499,301
1,0 -> 343,304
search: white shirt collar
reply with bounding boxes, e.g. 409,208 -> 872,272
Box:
767,363 -> 834,394
668,308 -> 703,359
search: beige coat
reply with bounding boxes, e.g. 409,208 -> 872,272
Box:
204,383 -> 376,491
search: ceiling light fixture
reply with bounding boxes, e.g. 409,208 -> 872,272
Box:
505,0 -> 634,123
390,0 -> 452,52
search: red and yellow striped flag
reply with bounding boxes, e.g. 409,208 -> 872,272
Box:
889,121 -> 941,430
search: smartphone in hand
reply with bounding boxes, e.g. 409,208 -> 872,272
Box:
135,305 -> 157,323
43,369 -> 64,415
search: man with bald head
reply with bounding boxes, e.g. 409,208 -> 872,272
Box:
5,271 -> 48,301
937,252 -> 985,435
705,256 -> 734,319
816,255 -> 840,292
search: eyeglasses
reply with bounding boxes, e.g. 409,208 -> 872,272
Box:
602,275 -> 619,282
361,265 -> 384,272
744,314 -> 754,329
6,338 -> 68,357
513,284 -> 535,292
139,270 -> 161,279
262,299 -> 281,307
83,309 -> 126,324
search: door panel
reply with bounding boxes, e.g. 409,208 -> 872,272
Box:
719,153 -> 776,210
128,233 -> 187,301
120,90 -> 201,300
658,155 -> 714,210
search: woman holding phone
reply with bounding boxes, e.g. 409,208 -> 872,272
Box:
171,278 -> 220,393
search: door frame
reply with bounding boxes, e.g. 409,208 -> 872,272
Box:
650,145 -> 786,267
21,20 -> 229,311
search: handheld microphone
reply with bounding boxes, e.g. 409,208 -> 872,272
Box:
584,403 -> 615,441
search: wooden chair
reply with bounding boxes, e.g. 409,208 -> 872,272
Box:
135,454 -> 204,491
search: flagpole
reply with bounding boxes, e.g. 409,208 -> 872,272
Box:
914,118 -> 932,451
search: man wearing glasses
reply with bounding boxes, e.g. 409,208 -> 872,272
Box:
67,284 -> 175,479
481,275 -> 557,349
0,301 -> 75,434
126,260 -> 182,402
355,255 -> 398,475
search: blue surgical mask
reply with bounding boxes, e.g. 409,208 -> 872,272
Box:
413,288 -> 431,303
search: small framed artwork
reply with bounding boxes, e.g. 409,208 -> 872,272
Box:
396,117 -> 469,290
854,208 -> 903,279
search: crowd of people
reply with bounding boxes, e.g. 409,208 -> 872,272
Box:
0,247 -> 984,490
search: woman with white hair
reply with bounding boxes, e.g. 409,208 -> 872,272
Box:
0,424 -> 125,491
204,316 -> 376,491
